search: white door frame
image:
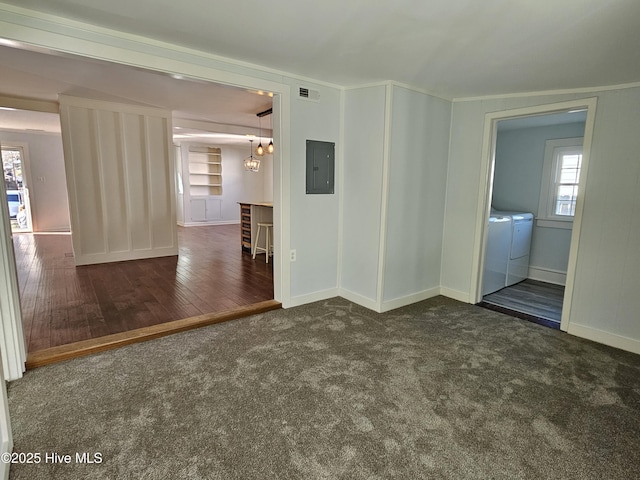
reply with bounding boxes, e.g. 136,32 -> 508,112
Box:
1,142 -> 35,232
0,140 -> 27,380
470,98 -> 598,332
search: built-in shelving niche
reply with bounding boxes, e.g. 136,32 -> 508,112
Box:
188,146 -> 222,196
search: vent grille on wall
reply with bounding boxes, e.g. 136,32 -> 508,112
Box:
298,86 -> 320,102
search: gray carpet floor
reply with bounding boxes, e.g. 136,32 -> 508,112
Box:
7,296 -> 640,479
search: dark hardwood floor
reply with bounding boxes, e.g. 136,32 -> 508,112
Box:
480,279 -> 564,329
14,225 -> 274,354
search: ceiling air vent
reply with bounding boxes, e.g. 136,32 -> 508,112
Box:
298,86 -> 320,102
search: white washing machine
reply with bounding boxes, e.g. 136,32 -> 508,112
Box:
482,214 -> 512,295
492,210 -> 534,286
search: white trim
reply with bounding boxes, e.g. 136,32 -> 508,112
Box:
288,288 -> 340,308
178,220 -> 240,227
0,94 -> 58,113
469,113 -> 498,304
336,88 -> 345,290
470,98 -> 598,334
58,94 -> 172,118
527,266 -> 567,286
453,81 -> 640,103
1,141 -> 35,231
344,81 -> 452,102
561,98 -> 597,332
343,81 -> 391,91
339,288 -> 380,313
0,141 -> 26,381
273,92 -> 290,307
380,287 -> 440,313
73,247 -> 178,266
439,287 -> 471,304
0,9 -> 291,309
387,81 -> 451,102
538,137 -> 583,222
0,3 -> 344,91
568,324 -> 640,356
536,218 -> 572,230
0,443 -> 9,480
0,354 -> 12,480
375,83 -> 393,309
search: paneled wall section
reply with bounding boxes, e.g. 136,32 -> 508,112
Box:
59,96 -> 177,265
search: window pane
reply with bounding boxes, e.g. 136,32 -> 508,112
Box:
555,185 -> 578,216
559,154 -> 581,184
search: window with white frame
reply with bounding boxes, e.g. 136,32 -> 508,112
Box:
538,137 -> 583,228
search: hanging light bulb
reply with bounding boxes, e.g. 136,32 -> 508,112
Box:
267,140 -> 274,154
256,116 -> 265,156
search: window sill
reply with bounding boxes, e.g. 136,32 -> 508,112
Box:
536,218 -> 573,230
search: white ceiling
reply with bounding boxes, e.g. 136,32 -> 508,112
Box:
2,0 -> 640,98
0,0 -> 638,142
0,45 -> 274,145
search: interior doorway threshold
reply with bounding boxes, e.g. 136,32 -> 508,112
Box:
26,299 -> 281,369
478,301 -> 560,330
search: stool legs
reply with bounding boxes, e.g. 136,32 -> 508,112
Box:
265,226 -> 270,264
252,223 -> 262,260
252,223 -> 272,263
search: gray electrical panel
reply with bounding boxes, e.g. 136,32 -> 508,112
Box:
306,140 -> 335,194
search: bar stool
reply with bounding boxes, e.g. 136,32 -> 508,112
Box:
252,222 -> 273,263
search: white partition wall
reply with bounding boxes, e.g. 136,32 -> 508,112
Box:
59,95 -> 178,265
340,85 -> 387,309
382,86 -> 450,309
341,84 -> 451,312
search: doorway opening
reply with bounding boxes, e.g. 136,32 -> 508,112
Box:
2,145 -> 32,233
472,99 -> 597,332
0,43 -> 287,369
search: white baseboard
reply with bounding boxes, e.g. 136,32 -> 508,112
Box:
380,287 -> 440,313
439,287 -> 471,303
35,226 -> 70,233
287,288 -> 339,308
568,323 -> 640,355
179,220 -> 240,227
74,247 -> 179,266
528,266 -> 566,286
338,288 -> 380,312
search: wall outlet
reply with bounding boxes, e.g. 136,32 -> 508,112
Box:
290,249 -> 296,262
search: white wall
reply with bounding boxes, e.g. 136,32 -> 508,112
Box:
442,86 -> 640,353
289,84 -> 342,300
341,85 -> 387,305
0,130 -> 70,232
382,86 -> 450,305
341,84 -> 451,311
60,95 -> 178,265
2,4 -> 346,307
176,142 -> 273,225
493,122 -> 585,277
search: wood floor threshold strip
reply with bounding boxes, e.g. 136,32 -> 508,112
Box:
26,299 -> 281,369
478,301 -> 560,330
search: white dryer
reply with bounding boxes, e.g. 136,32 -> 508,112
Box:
482,214 -> 512,295
492,210 -> 534,286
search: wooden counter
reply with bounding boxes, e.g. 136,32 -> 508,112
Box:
238,202 -> 273,252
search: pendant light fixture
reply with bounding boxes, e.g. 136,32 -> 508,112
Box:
244,139 -> 260,172
256,116 -> 265,156
267,111 -> 274,154
257,107 -> 274,155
